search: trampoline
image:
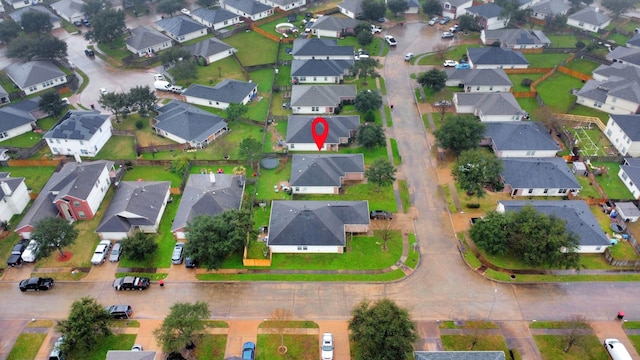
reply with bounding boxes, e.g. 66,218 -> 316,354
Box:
261,157 -> 279,169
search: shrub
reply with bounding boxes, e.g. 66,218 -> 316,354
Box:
521,78 -> 533,87
466,203 -> 480,209
364,110 -> 376,123
576,41 -> 586,49
135,120 -> 144,129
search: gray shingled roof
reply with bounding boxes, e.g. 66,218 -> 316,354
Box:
530,0 -> 571,17
44,110 -> 109,141
106,350 -> 157,360
286,115 -> 359,144
467,47 -> 529,66
447,68 -> 512,87
609,114 -> 640,141
498,200 -> 610,246
607,46 -> 640,67
569,6 -> 611,26
0,173 -> 26,202
9,5 -> 60,25
0,84 -> 7,97
291,59 -> 354,77
415,352 -> 506,360
338,0 -> 363,15
182,80 -> 256,104
155,15 -> 206,37
292,38 -> 354,57
0,98 -> 39,133
50,0 -> 85,20
440,0 -> 471,7
171,173 -> 244,233
191,7 -> 237,24
126,25 -> 172,51
224,0 -> 272,15
5,61 -> 65,89
577,64 -> 640,104
291,85 -> 356,107
309,15 -> 359,32
96,181 -> 170,234
484,29 -> 551,46
614,202 -> 640,218
268,200 -> 369,246
290,154 -> 364,187
621,158 -> 640,186
501,157 -> 581,189
154,100 -> 228,144
456,93 -> 524,116
466,3 -> 503,18
627,33 -> 640,48
184,37 -> 235,58
484,121 -> 559,152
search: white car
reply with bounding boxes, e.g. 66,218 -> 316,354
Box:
100,87 -> 108,95
181,8 -> 191,16
21,240 -> 39,263
443,60 -> 458,67
321,333 -> 333,360
405,53 -> 414,61
371,24 -> 382,34
384,35 -> 397,46
428,16 -> 439,25
91,240 -> 111,265
154,73 -> 164,81
441,31 -> 454,39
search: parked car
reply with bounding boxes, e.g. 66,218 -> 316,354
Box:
7,241 -> 27,267
321,333 -> 334,360
19,277 -> 54,291
455,62 -> 471,69
242,342 -> 255,360
21,240 -> 39,263
107,304 -> 132,319
440,16 -> 451,24
355,49 -> 370,60
49,336 -> 64,360
100,87 -> 108,95
185,257 -> 197,268
377,17 -> 386,23
443,59 -> 458,67
154,73 -> 165,81
132,344 -> 144,351
371,24 -> 382,34
441,32 -> 454,39
428,16 -> 439,25
450,24 -> 459,32
384,35 -> 397,46
435,100 -> 453,107
91,240 -> 111,265
404,53 -> 414,61
109,242 -> 122,262
84,49 -> 95,57
113,276 -> 150,291
370,210 -> 393,220
82,18 -> 91,26
172,242 -> 185,265
181,8 -> 191,16
73,20 -> 82,26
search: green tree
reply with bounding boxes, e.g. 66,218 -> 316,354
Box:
0,20 -> 21,44
388,0 -> 408,15
20,11 -> 52,33
84,9 -> 126,45
172,59 -> 198,81
352,58 -> 379,85
157,0 -> 186,17
128,85 -> 157,116
354,22 -> 371,35
185,211 -> 256,270
433,115 -> 485,155
99,92 -> 130,123
357,30 -> 374,46
422,0 -> 442,15
197,0 -> 217,7
83,0 -> 111,17
469,211 -> 511,255
7,35 -> 67,61
457,14 -> 481,32
225,102 -> 249,121
154,301 -> 210,352
544,14 -> 567,31
361,0 -> 387,21
355,89 -> 382,113
417,68 -> 447,91
356,123 -> 386,150
123,232 -> 158,261
238,137 -> 262,170
349,299 -> 418,360
170,156 -> 191,176
39,91 -> 67,117
56,297 -> 111,356
602,0 -> 636,17
159,47 -> 192,68
365,158 -> 397,192
451,148 -> 502,197
364,109 -> 376,123
30,217 -> 79,259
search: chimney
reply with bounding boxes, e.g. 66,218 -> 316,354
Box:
0,182 -> 11,196
209,173 -> 216,184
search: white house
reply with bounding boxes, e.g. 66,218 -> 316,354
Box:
290,154 -> 364,194
286,115 -> 359,151
575,63 -> 640,115
257,0 -> 305,11
619,158 -> 640,199
0,98 -> 40,142
482,121 -> 560,158
191,8 -> 241,30
441,0 -> 473,19
50,0 -> 85,23
290,85 -> 356,114
5,61 -> 67,96
445,68 -> 512,92
465,3 -> 507,30
155,16 -> 207,43
44,111 -> 112,157
454,93 -> 526,122
604,114 -> 640,156
125,25 -> 173,57
8,0 -> 43,9
501,157 -> 581,197
185,38 -> 236,65
309,16 -> 359,38
182,80 -> 257,109
0,173 -> 30,223
567,6 -> 611,33
222,0 -> 273,21
481,29 -> 551,49
291,59 -> 354,84
153,101 -> 228,148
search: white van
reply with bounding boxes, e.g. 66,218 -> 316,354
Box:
604,338 -> 632,360
49,336 -> 64,360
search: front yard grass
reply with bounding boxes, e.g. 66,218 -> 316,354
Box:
197,268 -> 406,281
224,32 -> 278,66
0,166 -> 56,193
535,72 -> 584,112
194,334 -> 227,360
629,335 -> 640,354
441,334 -> 509,354
533,334 -> 608,360
567,104 -> 610,123
256,334 -> 318,360
6,333 -> 46,360
399,179 -> 411,213
416,44 -> 482,66
70,334 -> 136,360
294,182 -> 398,213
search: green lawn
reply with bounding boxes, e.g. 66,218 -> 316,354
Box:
256,334 -> 318,360
547,35 -> 579,48
224,32 -> 278,66
0,166 -> 56,192
390,138 -> 401,165
94,135 -> 137,160
197,268 -> 406,281
255,159 -> 292,201
535,72 -> 584,112
568,104 -> 610,123
591,162 -> 634,199
339,144 -> 387,166
194,334 -> 227,360
195,56 -> 246,84
564,58 -> 600,74
294,182 -> 398,213
69,334 -> 136,360
416,44 -> 482,65
7,333 -> 46,360
441,335 -> 509,354
121,166 -> 183,187
629,335 -> 640,354
516,97 -> 541,117
0,131 -> 44,148
533,335 -> 608,360
524,53 -> 572,68
508,73 -> 544,92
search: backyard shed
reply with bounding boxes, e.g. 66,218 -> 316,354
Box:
614,202 -> 640,222
572,162 -> 588,176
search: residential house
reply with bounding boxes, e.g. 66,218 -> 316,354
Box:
481,29 -> 551,49
290,85 -> 356,114
613,202 -> 640,222
0,2 -> 6,12
184,38 -> 236,65
5,61 -> 68,96
8,0 -> 43,10
309,15 -> 359,38
96,181 -> 171,240
445,68 -> 512,92
44,110 -> 112,158
155,16 -> 207,43
171,173 -> 244,239
338,0 -> 363,19
125,25 -> 173,57
286,115 -> 359,151
257,0 -> 305,11
267,200 -> 370,253
9,6 -> 61,29
465,3 -> 506,30
440,0 -> 473,19
528,0 -> 571,21
607,46 -> 640,69
604,114 -> 640,156
467,47 -> 529,69
182,79 -> 257,109
0,172 -> 30,223
291,59 -> 354,84
0,98 -> 43,142
627,33 -> 640,49
501,157 -> 581,196
619,158 -> 640,199
290,154 -> 364,194
106,350 -> 157,360
191,8 -> 241,30
153,100 -> 229,148
454,92 -> 527,121
567,6 -> 611,33
16,160 -> 115,239
221,0 -> 273,21
496,200 -> 611,253
0,84 -> 9,105
50,0 -> 85,23
405,0 -> 420,13
415,351 -> 506,360
292,38 -> 354,60
482,121 -> 560,158
575,63 -> 640,115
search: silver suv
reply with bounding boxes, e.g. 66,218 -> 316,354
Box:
172,242 -> 185,265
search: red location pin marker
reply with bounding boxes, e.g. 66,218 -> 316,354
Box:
311,117 -> 329,151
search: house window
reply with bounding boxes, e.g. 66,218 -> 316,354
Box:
489,86 -> 493,91
297,246 -> 308,251
559,189 -> 567,193
73,201 -> 81,207
579,21 -> 584,26
99,128 -> 102,132
78,211 -> 86,218
526,150 -> 535,156
312,106 -> 319,111
611,97 -> 617,103
607,129 -> 612,136
0,132 -> 7,139
52,147 -> 58,153
313,77 -> 317,81
28,86 -> 37,92
593,101 -> 602,108
295,187 -> 300,192
622,172 -> 628,180
543,189 -> 548,194
528,189 -> 533,194
81,149 -> 88,155
79,140 -> 84,145
224,20 -> 228,25
209,101 -> 212,105
106,178 -> 111,185
476,86 -> 480,90
290,144 -> 294,149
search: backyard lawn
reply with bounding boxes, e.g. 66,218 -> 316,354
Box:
0,131 -> 44,148
564,58 -> 600,74
508,73 -> 544,92
121,165 -> 183,187
535,72 -> 584,112
524,53 -> 572,68
224,31 -> 278,66
295,182 -> 398,213
0,166 -> 56,192
591,162 -> 634,200
94,135 -> 137,160
195,56 -> 246,84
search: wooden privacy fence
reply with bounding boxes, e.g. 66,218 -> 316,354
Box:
557,65 -> 591,81
553,113 -> 606,132
512,91 -> 537,98
242,245 -> 272,267
504,68 -> 552,74
7,159 -> 61,167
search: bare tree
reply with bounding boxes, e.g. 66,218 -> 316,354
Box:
434,43 -> 449,60
467,320 -> 490,350
561,315 -> 590,353
535,105 -> 562,134
268,308 -> 292,353
373,218 -> 397,251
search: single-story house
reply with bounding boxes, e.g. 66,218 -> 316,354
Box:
184,38 -> 236,65
292,38 -> 354,60
528,0 -> 571,21
405,0 -> 419,13
96,181 -> 171,240
445,68 -> 512,92
0,172 -> 30,223
286,115 -> 359,151
496,200 -> 611,253
454,92 -> 527,121
171,173 -> 244,239
607,46 -> 640,70
0,98 -> 42,142
50,0 -> 85,23
182,79 -> 257,109
291,59 -> 354,84
467,47 -> 529,69
575,63 -> 640,115
8,0 -> 43,10
5,61 -> 68,96
440,0 -> 473,19
465,3 -> 506,30
0,84 -> 9,105
106,350 -> 157,360
191,8 -> 241,30
481,29 -> 551,49
290,85 -> 356,114
613,202 -> 640,223
267,200 -> 370,253
501,157 -> 581,197
155,15 -> 207,43
257,0 -> 305,11
481,121 -> 560,158
567,6 -> 611,33
338,0 -> 363,19
627,33 -> 640,49
44,110 -> 112,158
221,0 -> 273,21
153,100 -> 229,148
618,158 -> 640,199
415,351 -> 506,360
9,5 -> 61,29
290,154 -> 364,194
16,160 -> 115,239
309,15 -> 358,38
604,114 -> 640,156
125,25 -> 173,57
